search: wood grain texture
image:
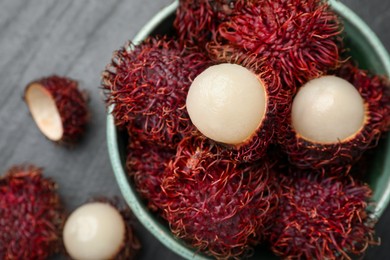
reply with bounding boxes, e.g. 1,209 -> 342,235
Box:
0,0 -> 388,259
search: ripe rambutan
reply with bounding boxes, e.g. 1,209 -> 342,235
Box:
281,62 -> 390,175
63,199 -> 141,260
24,75 -> 89,144
0,165 -> 65,260
126,138 -> 175,212
174,0 -> 240,48
268,169 -> 379,259
186,52 -> 282,162
102,36 -> 211,148
208,0 -> 343,92
161,135 -> 278,259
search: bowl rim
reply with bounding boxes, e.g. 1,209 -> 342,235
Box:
106,0 -> 390,259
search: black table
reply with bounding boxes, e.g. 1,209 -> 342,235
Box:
0,0 -> 389,259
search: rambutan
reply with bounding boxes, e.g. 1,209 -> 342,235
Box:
24,75 -> 89,144
268,169 -> 379,259
0,165 -> 65,260
281,62 -> 390,175
161,135 -> 278,259
208,0 -> 343,92
63,199 -> 141,260
174,0 -> 240,48
126,138 -> 175,212
186,52 -> 282,162
102,36 -> 211,148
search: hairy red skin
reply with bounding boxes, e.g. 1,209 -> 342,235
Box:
208,0 -> 343,93
25,75 -> 89,144
0,165 -> 65,260
102,37 -> 211,148
126,138 -> 175,212
280,62 -> 390,175
268,169 -> 378,260
161,135 -> 278,259
174,0 -> 240,48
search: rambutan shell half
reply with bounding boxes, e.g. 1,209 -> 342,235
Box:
24,75 -> 89,144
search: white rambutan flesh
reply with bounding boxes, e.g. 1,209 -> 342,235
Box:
186,63 -> 266,145
292,75 -> 365,144
63,202 -> 126,260
25,83 -> 63,141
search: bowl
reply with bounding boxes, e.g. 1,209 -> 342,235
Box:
106,1 -> 390,259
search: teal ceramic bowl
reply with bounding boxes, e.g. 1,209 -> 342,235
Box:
107,1 -> 390,259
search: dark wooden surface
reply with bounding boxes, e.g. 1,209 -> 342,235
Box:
0,0 -> 389,259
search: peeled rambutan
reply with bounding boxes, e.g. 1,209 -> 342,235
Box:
0,165 -> 65,260
161,135 -> 278,259
102,36 -> 211,148
126,138 -> 175,212
186,52 -> 282,162
24,75 -> 89,144
268,169 -> 379,259
280,62 -> 390,175
208,0 -> 343,92
63,198 -> 141,260
174,0 -> 240,48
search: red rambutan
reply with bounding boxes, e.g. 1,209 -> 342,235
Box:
268,169 -> 379,259
102,36 -> 211,148
208,0 -> 343,92
280,62 -> 390,175
63,198 -> 141,260
126,138 -> 175,212
0,165 -> 65,260
161,135 -> 278,259
24,75 -> 89,144
186,52 -> 282,162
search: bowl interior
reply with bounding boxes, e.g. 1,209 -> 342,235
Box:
107,1 -> 390,259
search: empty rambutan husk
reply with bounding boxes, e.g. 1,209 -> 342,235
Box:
63,198 -> 141,260
0,165 -> 65,260
174,0 -> 240,48
186,51 -> 282,163
280,62 -> 390,175
102,36 -> 211,149
161,135 -> 278,259
268,168 -> 379,260
126,138 -> 175,212
207,0 -> 344,93
24,75 -> 89,145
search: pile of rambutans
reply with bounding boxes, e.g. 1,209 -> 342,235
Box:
103,0 -> 390,259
